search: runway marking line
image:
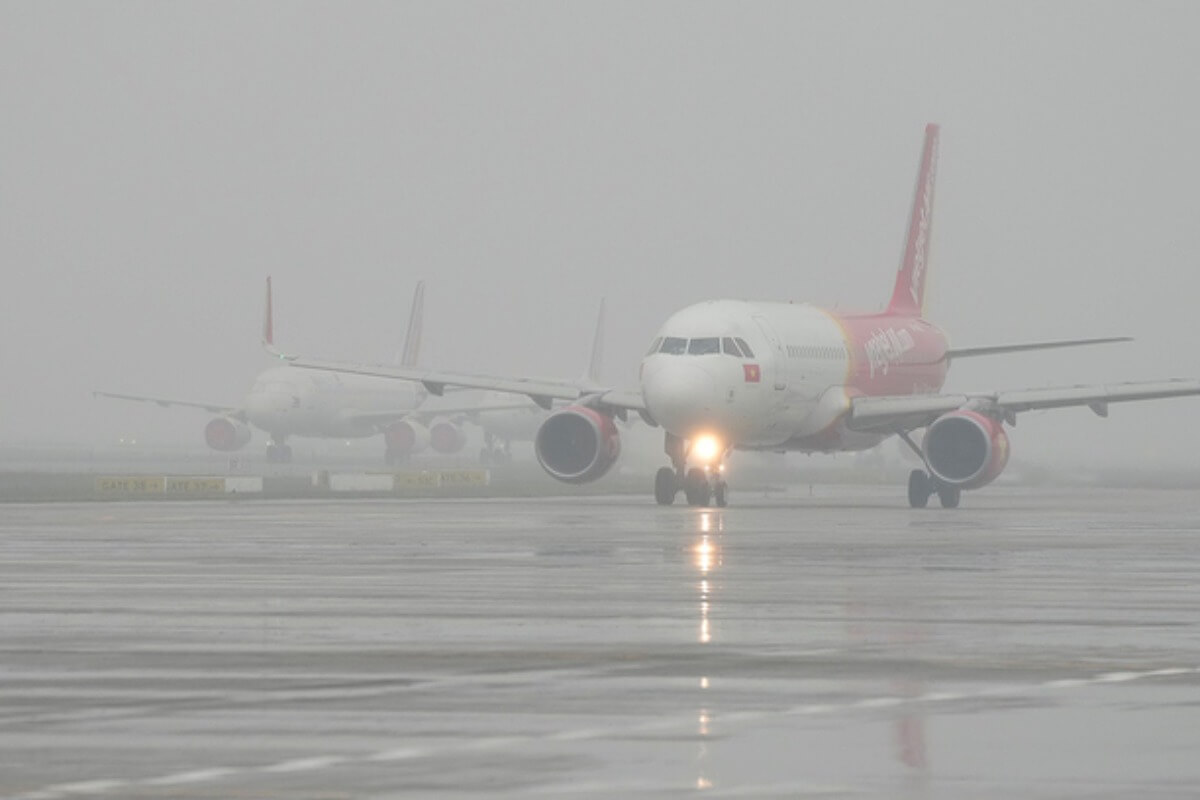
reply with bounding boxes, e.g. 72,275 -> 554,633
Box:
8,665 -> 1198,800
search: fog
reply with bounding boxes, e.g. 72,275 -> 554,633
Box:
2,2 -> 1199,472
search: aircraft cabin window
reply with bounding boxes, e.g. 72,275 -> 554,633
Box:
646,337 -> 663,356
688,337 -> 721,355
722,337 -> 743,357
735,338 -> 755,358
660,337 -> 688,355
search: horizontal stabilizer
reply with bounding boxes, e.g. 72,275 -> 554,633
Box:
945,337 -> 1131,360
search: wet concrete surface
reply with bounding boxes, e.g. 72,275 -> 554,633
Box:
2,487 -> 1199,798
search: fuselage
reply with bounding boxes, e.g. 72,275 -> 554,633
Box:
640,300 -> 949,452
243,366 -> 425,439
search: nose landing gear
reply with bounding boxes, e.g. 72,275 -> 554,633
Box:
654,434 -> 729,507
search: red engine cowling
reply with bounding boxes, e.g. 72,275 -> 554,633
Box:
384,418 -> 429,457
429,417 -> 467,454
534,405 -> 621,484
204,417 -> 252,452
923,410 -> 1010,490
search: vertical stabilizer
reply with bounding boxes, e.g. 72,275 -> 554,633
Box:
582,298 -> 606,386
399,281 -> 425,367
887,123 -> 940,316
262,276 -> 274,348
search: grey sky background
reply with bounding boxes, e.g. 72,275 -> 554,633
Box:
2,2 -> 1199,469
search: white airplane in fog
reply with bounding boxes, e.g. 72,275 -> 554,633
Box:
283,125 -> 1200,506
96,280 -> 507,463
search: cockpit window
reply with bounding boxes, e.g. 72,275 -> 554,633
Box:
645,337 -> 663,356
735,337 -> 755,358
660,337 -> 688,355
688,337 -> 721,355
722,337 -> 743,357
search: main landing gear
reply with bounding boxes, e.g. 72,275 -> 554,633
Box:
479,434 -> 513,465
898,430 -> 959,509
907,468 -> 960,509
265,437 -> 293,464
655,434 -> 728,508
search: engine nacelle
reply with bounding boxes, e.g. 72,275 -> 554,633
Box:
923,410 -> 1010,490
204,417 -> 252,452
384,418 -> 429,457
534,405 -> 621,484
429,417 -> 467,454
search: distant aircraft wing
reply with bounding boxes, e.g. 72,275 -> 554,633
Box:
94,390 -> 244,419
847,379 -> 1200,433
341,400 -> 543,428
286,356 -> 649,415
943,336 -> 1132,360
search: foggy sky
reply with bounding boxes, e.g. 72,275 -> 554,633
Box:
3,2 -> 1199,470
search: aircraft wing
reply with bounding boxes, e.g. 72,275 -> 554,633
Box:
341,400 -> 544,428
848,379 -> 1200,433
94,390 -> 244,419
286,356 -> 649,415
944,336 -> 1131,360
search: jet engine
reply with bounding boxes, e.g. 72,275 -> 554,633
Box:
429,417 -> 467,454
534,405 -> 621,484
204,417 -> 252,452
384,418 -> 429,458
923,410 -> 1009,490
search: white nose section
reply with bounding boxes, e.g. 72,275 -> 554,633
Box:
642,361 -> 718,436
244,391 -> 292,425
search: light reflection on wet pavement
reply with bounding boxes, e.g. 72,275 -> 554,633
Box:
2,487 -> 1199,798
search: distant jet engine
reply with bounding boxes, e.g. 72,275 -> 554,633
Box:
923,410 -> 1009,490
204,417 -> 252,452
384,418 -> 430,460
429,417 -> 467,454
534,405 -> 621,484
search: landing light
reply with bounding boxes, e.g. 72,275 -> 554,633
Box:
692,434 -> 722,464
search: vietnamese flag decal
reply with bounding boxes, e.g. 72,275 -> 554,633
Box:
743,364 -> 761,383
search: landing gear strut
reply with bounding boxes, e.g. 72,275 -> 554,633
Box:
654,433 -> 728,508
265,437 -> 293,464
479,433 -> 512,465
899,431 -> 959,509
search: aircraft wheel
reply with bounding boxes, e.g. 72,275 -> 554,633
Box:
685,467 -> 711,507
654,467 -> 678,506
479,448 -> 491,465
279,445 -> 293,463
714,480 -> 728,508
907,469 -> 931,508
937,485 -> 961,509
266,444 -> 278,463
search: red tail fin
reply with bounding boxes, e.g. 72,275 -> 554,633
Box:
887,124 -> 940,316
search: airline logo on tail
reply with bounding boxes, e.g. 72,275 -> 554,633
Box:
888,123 -> 940,317
909,138 -> 937,307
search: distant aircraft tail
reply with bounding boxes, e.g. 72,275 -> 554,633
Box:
581,298 -> 606,387
262,276 -> 275,349
887,123 -> 940,317
398,281 -> 425,367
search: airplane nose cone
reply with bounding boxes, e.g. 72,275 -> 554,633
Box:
642,361 -> 718,436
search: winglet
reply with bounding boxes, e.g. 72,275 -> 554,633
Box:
582,297 -> 605,386
887,124 -> 940,316
399,281 -> 425,367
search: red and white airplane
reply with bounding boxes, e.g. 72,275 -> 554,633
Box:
286,125 -> 1200,507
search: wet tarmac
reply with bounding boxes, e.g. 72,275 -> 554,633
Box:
3,487 -> 1200,798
